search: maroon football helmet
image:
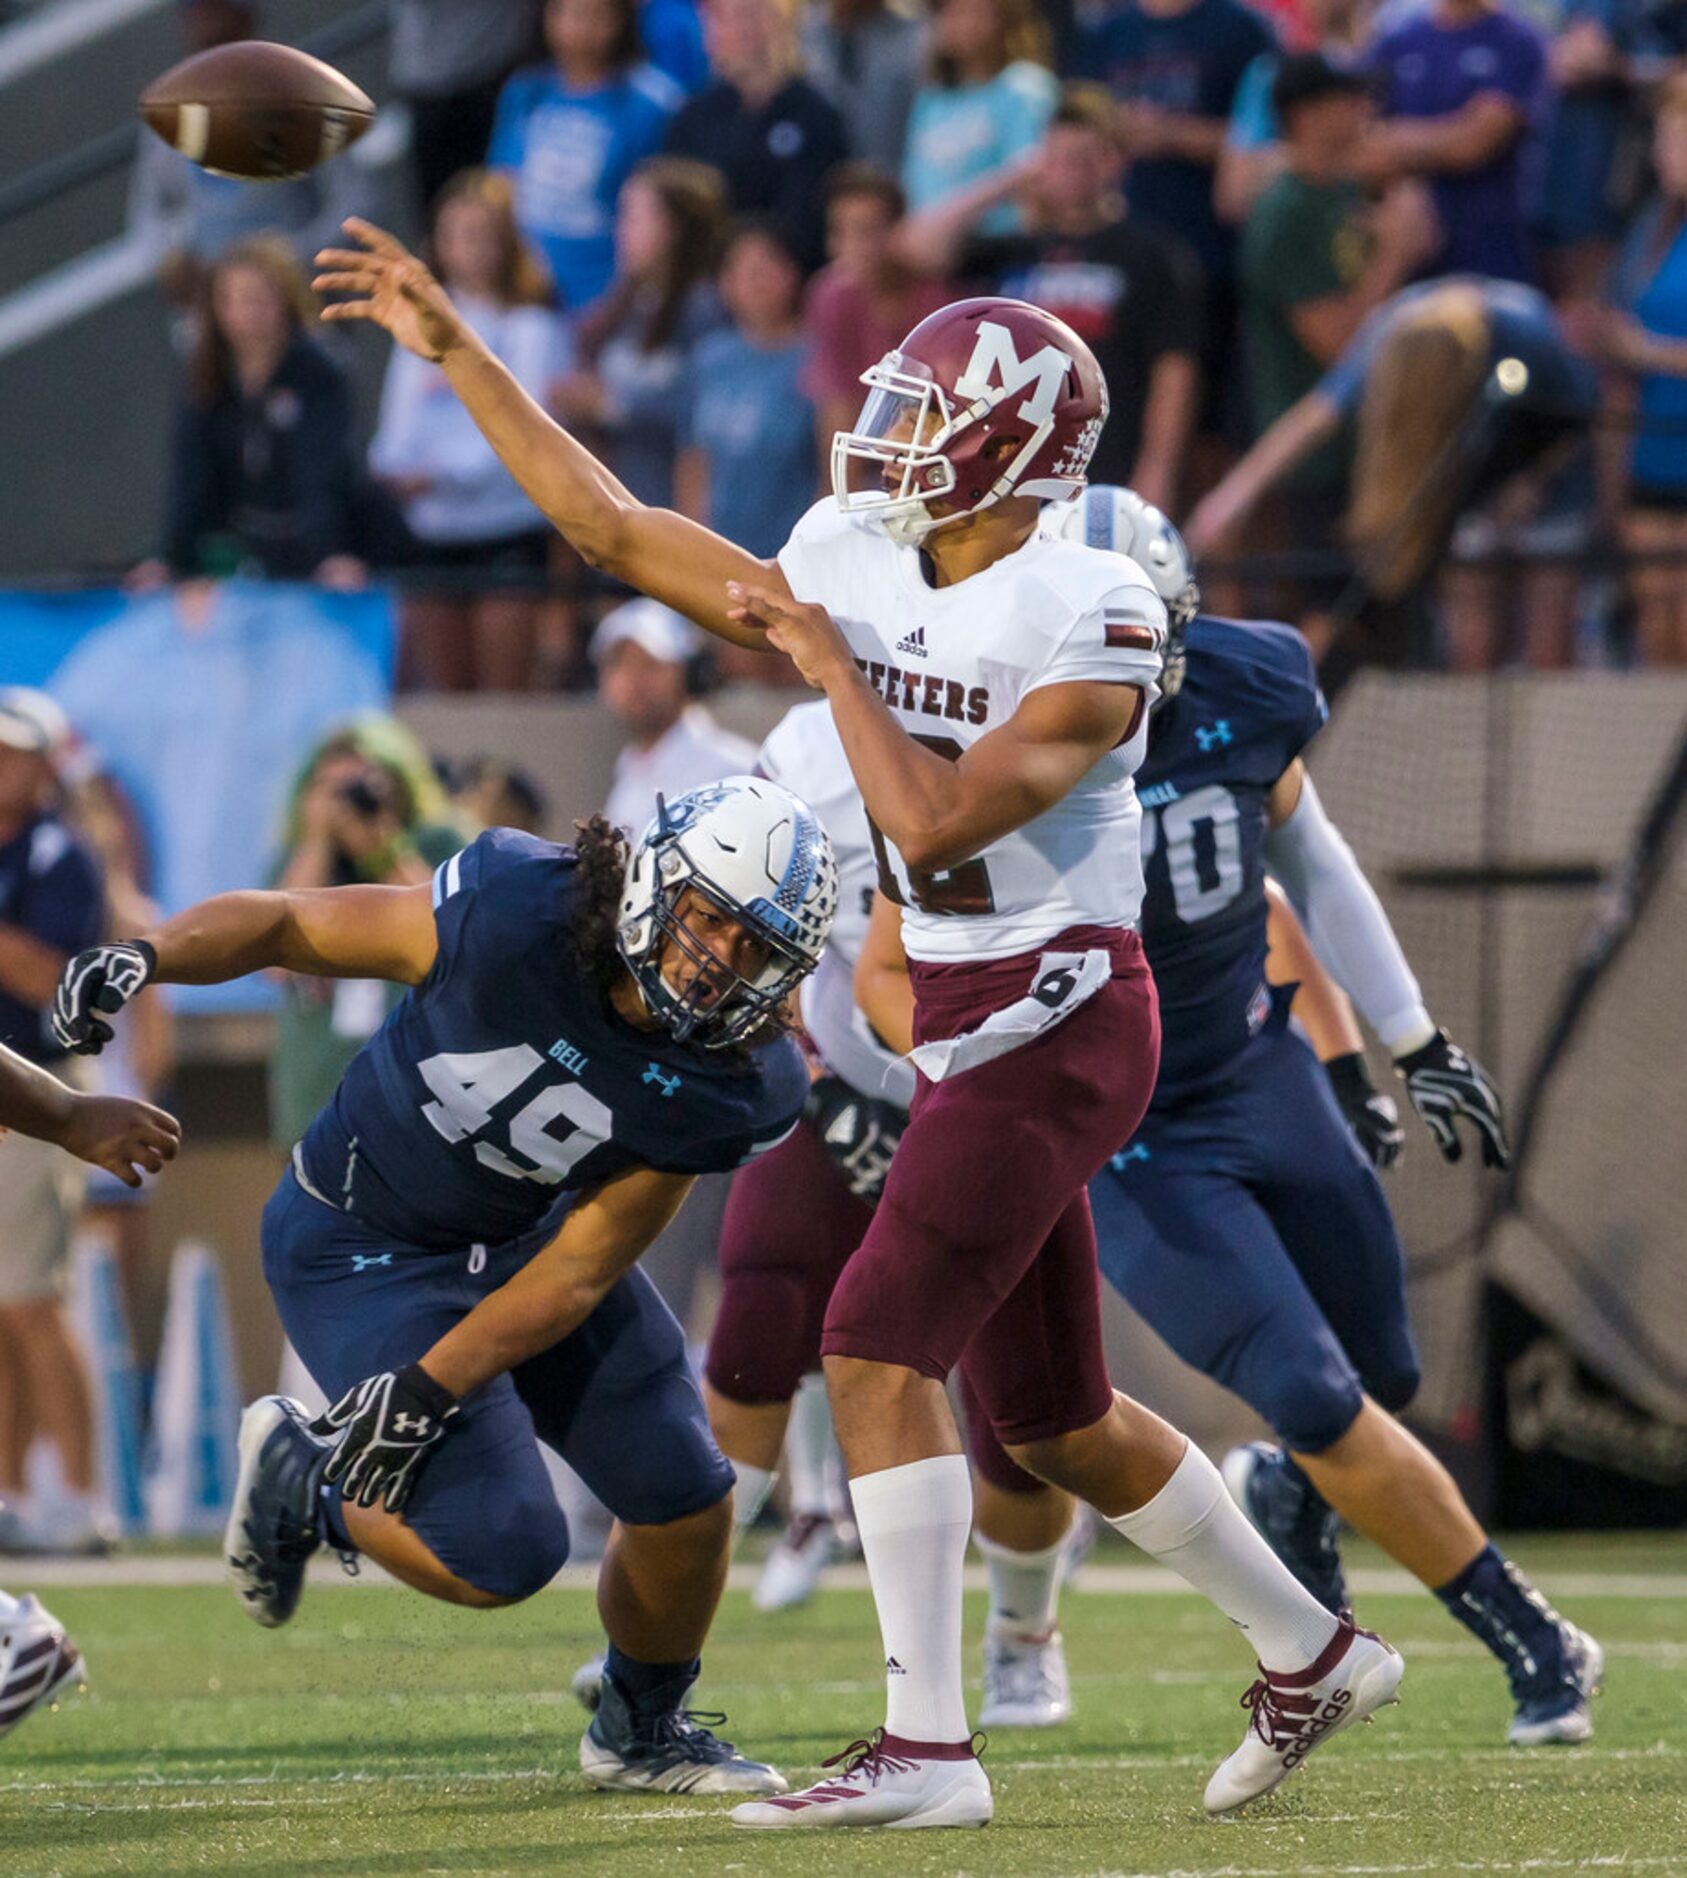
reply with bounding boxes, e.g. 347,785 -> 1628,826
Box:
831,296 -> 1110,545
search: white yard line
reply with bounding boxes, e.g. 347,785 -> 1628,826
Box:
18,1555 -> 1687,1598
1,1740 -> 1677,1799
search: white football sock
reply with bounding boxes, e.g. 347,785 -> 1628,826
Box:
786,1373 -> 834,1518
1107,1441 -> 1339,1670
851,1455 -> 973,1742
975,1527 -> 1068,1640
731,1462 -> 775,1531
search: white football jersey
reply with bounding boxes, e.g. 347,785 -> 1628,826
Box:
776,499 -> 1165,962
758,702 -> 917,1108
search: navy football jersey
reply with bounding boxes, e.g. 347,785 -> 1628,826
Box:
296,829 -> 807,1250
1136,617 -> 1326,1102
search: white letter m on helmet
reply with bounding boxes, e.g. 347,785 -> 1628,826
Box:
954,320 -> 1069,424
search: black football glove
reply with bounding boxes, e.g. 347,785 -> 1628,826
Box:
310,1363 -> 460,1514
804,1075 -> 906,1207
1324,1052 -> 1405,1170
1394,1030 -> 1510,1170
52,939 -> 157,1055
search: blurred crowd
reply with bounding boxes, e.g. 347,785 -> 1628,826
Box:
122,0 -> 1687,681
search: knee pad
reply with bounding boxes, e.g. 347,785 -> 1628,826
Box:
1228,1329 -> 1366,1457
1365,1353 -> 1423,1418
442,1490 -> 571,1602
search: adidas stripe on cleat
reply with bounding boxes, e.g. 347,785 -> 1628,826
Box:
0,1594 -> 86,1741
733,1731 -> 992,1830
1204,1619 -> 1403,1815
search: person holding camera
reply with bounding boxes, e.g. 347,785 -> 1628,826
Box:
268,721 -> 466,1153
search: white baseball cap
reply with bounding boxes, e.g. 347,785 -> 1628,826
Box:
591,599 -> 702,667
0,688 -> 70,756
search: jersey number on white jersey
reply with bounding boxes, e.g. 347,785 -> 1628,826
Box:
865,734 -> 998,918
419,1046 -> 613,1184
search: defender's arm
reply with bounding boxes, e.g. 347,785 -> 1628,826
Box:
145,884 -> 441,988
315,221 -> 781,647
417,1165 -> 695,1397
54,885 -> 439,1055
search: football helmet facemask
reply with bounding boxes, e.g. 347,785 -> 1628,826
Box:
617,776 -> 838,1049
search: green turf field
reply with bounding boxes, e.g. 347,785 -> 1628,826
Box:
3,1532 -> 1683,1877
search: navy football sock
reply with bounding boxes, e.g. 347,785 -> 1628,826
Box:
318,1483 -> 353,1552
604,1644 -> 701,1716
1435,1543 -> 1567,1695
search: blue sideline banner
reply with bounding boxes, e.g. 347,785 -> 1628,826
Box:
2,582 -> 396,1011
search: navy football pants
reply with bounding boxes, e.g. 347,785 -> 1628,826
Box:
262,1169 -> 734,1600
1091,1023 -> 1421,1455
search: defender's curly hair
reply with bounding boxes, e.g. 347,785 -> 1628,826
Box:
571,813 -> 632,1000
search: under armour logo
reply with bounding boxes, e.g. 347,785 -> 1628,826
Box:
391,1413 -> 429,1435
350,1253 -> 392,1271
895,623 -> 928,658
1194,720 -> 1234,752
1110,1143 -> 1150,1170
644,1063 -> 681,1097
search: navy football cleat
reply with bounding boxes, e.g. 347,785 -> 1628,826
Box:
1222,1441 -> 1351,1618
225,1396 -> 331,1628
580,1670 -> 788,1796
1509,1622 -> 1603,1746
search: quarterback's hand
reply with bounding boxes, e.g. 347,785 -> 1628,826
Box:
1394,1030 -> 1510,1170
805,1075 -> 905,1206
52,940 -> 157,1055
1324,1052 -> 1404,1170
315,219 -> 468,364
310,1363 -> 461,1514
56,1093 -> 181,1187
724,582 -> 852,690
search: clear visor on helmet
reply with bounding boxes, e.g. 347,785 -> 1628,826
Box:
832,355 -> 961,513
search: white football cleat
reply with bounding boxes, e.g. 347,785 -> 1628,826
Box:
1204,1620 -> 1403,1816
0,1593 -> 86,1740
979,1625 -> 1071,1728
752,1512 -> 838,1612
733,1731 -> 992,1830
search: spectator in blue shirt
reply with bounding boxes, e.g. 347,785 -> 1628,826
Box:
676,220 -> 817,648
1364,0 -> 1549,287
0,688 -> 107,1554
901,0 -> 1057,235
489,0 -> 682,315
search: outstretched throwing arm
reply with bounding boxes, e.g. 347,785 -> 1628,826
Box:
314,219 -> 781,646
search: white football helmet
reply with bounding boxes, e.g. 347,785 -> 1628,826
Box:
618,776 -> 839,1048
1050,485 -> 1200,698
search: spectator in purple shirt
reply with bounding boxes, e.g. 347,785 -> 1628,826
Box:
1364,0 -> 1549,287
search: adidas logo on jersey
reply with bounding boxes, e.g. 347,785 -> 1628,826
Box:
895,623 -> 929,658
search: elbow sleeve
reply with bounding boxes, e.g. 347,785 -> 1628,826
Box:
1264,773 -> 1434,1054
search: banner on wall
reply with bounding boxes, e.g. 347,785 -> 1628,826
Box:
2,582 -> 395,1012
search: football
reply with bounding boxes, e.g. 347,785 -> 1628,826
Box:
138,41 -> 375,182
